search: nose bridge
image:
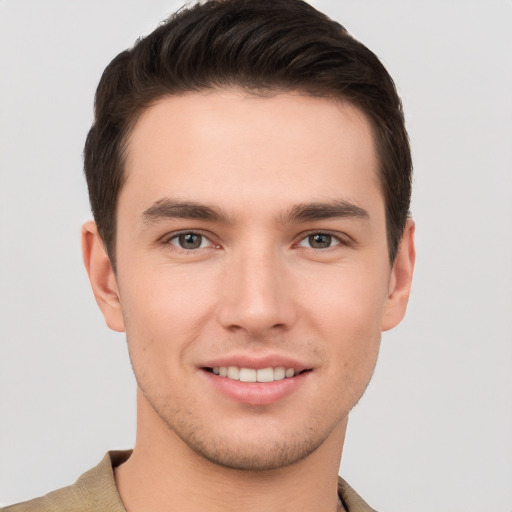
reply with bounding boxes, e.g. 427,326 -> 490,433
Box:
218,240 -> 294,335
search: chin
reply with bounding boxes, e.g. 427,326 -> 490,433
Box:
151,398 -> 344,472
177,427 -> 328,472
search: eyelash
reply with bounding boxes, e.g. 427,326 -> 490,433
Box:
296,230 -> 349,250
163,231 -> 218,252
162,230 -> 350,252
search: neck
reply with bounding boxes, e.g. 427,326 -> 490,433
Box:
115,389 -> 347,512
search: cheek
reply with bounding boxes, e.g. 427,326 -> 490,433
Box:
299,260 -> 390,332
117,263 -> 218,373
297,262 -> 387,380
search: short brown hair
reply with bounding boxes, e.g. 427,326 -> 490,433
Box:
84,0 -> 412,265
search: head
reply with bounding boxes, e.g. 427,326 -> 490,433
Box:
82,0 -> 415,473
84,0 -> 412,269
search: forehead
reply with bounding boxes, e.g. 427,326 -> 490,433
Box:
121,90 -> 381,217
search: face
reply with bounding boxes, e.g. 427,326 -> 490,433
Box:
84,90 -> 414,471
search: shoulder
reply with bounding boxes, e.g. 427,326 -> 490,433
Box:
338,476 -> 379,512
1,451 -> 131,512
1,484 -> 84,512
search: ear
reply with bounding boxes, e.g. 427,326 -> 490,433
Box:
81,221 -> 125,332
381,219 -> 416,332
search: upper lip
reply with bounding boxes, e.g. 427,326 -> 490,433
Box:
201,353 -> 312,372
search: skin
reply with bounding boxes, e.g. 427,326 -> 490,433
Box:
82,90 -> 415,512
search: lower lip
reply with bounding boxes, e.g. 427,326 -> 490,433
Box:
201,370 -> 310,406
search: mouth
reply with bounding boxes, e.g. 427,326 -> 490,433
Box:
203,366 -> 311,382
200,357 -> 313,405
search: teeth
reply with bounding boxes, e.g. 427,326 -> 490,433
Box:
239,368 -> 256,382
213,366 -> 298,382
273,367 -> 285,381
227,366 -> 240,380
256,367 -> 273,382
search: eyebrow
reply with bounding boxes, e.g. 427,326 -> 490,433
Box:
141,199 -> 233,225
280,200 -> 370,224
141,198 -> 369,226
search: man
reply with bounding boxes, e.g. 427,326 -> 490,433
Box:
3,1 -> 414,511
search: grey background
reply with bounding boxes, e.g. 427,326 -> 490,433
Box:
1,1 -> 511,511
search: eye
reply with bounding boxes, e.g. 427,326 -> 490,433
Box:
169,232 -> 211,250
298,233 -> 341,249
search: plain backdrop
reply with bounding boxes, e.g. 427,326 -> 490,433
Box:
1,1 -> 511,511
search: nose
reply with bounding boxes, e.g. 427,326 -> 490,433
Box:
217,246 -> 297,337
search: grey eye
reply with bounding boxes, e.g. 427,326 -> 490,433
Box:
308,234 -> 332,248
173,233 -> 205,250
298,233 -> 340,249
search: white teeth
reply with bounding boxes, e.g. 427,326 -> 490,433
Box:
239,368 -> 257,382
256,367 -> 274,382
273,367 -> 286,380
227,366 -> 240,380
213,366 -> 299,382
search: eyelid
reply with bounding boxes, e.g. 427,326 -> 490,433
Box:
160,229 -> 219,249
294,230 -> 353,248
158,228 -> 353,250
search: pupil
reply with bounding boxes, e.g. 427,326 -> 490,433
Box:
180,233 -> 201,249
310,234 -> 331,248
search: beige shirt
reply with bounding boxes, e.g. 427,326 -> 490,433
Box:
2,451 -> 377,512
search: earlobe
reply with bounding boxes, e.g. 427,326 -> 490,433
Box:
81,221 -> 125,332
381,219 -> 416,332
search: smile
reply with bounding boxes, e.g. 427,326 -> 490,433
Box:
203,366 -> 311,405
208,366 -> 304,382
